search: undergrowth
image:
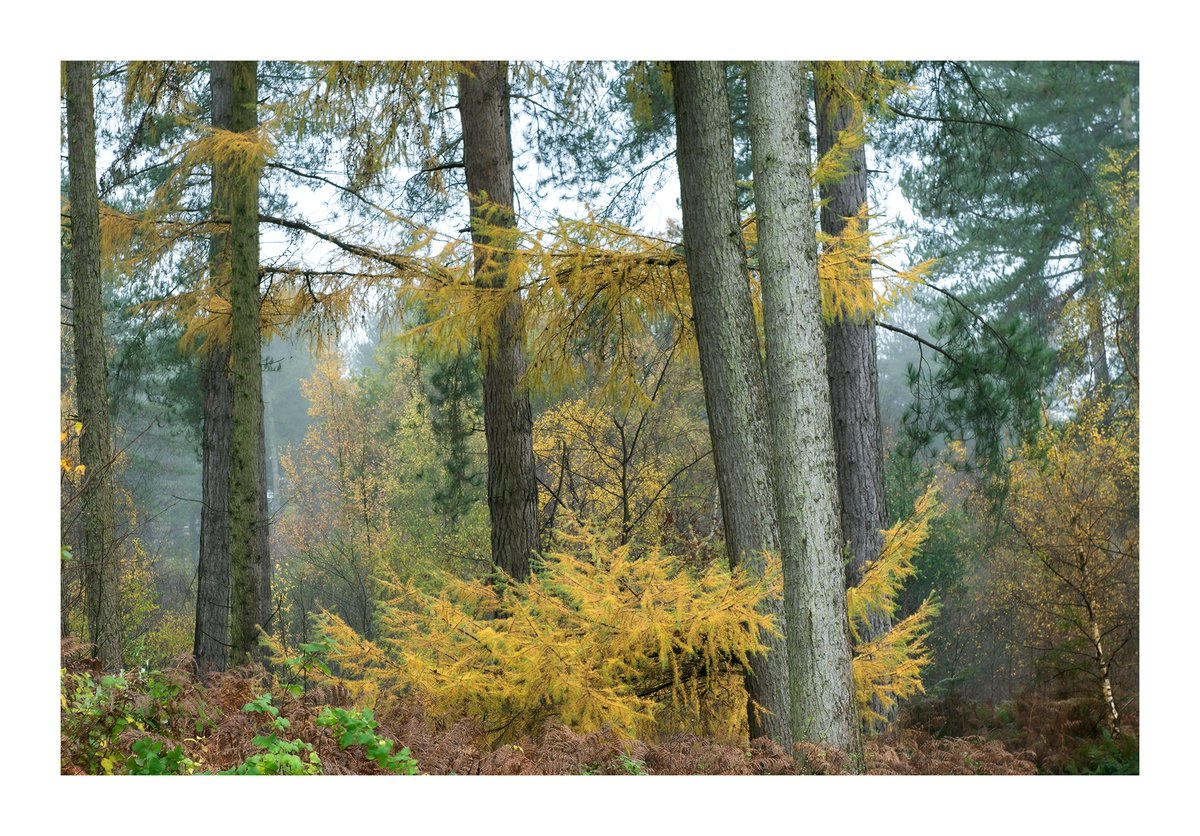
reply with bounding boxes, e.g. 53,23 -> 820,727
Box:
63,639 -> 1130,775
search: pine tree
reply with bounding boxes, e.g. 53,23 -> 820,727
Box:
458,61 -> 540,582
194,61 -> 234,674
424,348 -> 484,528
880,61 -> 1138,456
746,60 -> 861,756
671,60 -> 791,747
66,60 -> 123,671
225,60 -> 269,664
815,62 -> 895,728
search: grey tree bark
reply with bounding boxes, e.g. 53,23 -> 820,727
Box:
671,60 -> 792,747
458,61 -> 539,583
194,344 -> 232,672
225,60 -> 268,664
66,60 -> 123,672
747,61 -> 861,756
258,389 -> 273,637
194,61 -> 233,674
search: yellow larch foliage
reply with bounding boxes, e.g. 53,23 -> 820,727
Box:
989,399 -> 1138,686
847,485 -> 941,726
812,61 -> 910,188
289,61 -> 464,192
405,207 -> 692,402
308,529 -> 778,743
742,204 -> 931,328
815,204 -> 934,323
122,61 -> 199,120
60,418 -> 86,482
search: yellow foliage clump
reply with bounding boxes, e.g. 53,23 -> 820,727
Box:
283,485 -> 944,742
816,204 -> 933,323
848,486 -> 941,727
309,529 -> 778,743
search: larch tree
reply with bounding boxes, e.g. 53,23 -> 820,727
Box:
746,60 -> 861,755
193,61 -> 235,674
670,60 -> 791,747
225,60 -> 270,663
66,60 -> 123,672
815,63 -> 894,727
816,63 -> 889,592
457,61 -> 539,582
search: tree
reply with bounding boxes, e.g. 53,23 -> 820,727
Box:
879,61 -> 1138,457
746,61 -> 860,755
532,333 -> 713,552
815,62 -> 896,729
671,60 -> 791,746
980,400 -> 1137,733
66,60 -> 123,671
225,60 -> 270,663
422,346 -> 484,529
193,61 -> 235,674
458,61 -> 540,582
815,64 -> 889,591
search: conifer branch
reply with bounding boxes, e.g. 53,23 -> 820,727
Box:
266,161 -> 398,218
258,213 -> 458,283
876,321 -> 969,370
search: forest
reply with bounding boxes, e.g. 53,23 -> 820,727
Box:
57,59 -> 1139,784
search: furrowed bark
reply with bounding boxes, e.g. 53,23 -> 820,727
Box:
815,63 -> 894,729
458,61 -> 539,583
672,60 -> 792,747
66,60 -> 123,671
225,60 -> 268,664
194,61 -> 233,674
748,60 -> 861,757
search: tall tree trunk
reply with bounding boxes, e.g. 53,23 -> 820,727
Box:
747,61 -> 861,756
193,62 -> 234,674
66,60 -> 123,672
671,61 -> 792,747
225,60 -> 267,664
257,385 -> 273,636
815,63 -> 894,729
458,61 -> 538,583
194,344 -> 232,671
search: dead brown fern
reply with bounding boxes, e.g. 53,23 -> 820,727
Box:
864,729 -> 1037,775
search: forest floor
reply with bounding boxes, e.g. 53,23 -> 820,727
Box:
59,641 -> 1136,776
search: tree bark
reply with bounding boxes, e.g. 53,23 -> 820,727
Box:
195,344 -> 232,671
815,64 -> 895,730
225,60 -> 268,664
672,61 -> 792,747
66,60 -> 123,672
748,61 -> 861,756
257,384 -> 273,636
458,61 -> 539,583
193,61 -> 234,674
815,64 -> 889,590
